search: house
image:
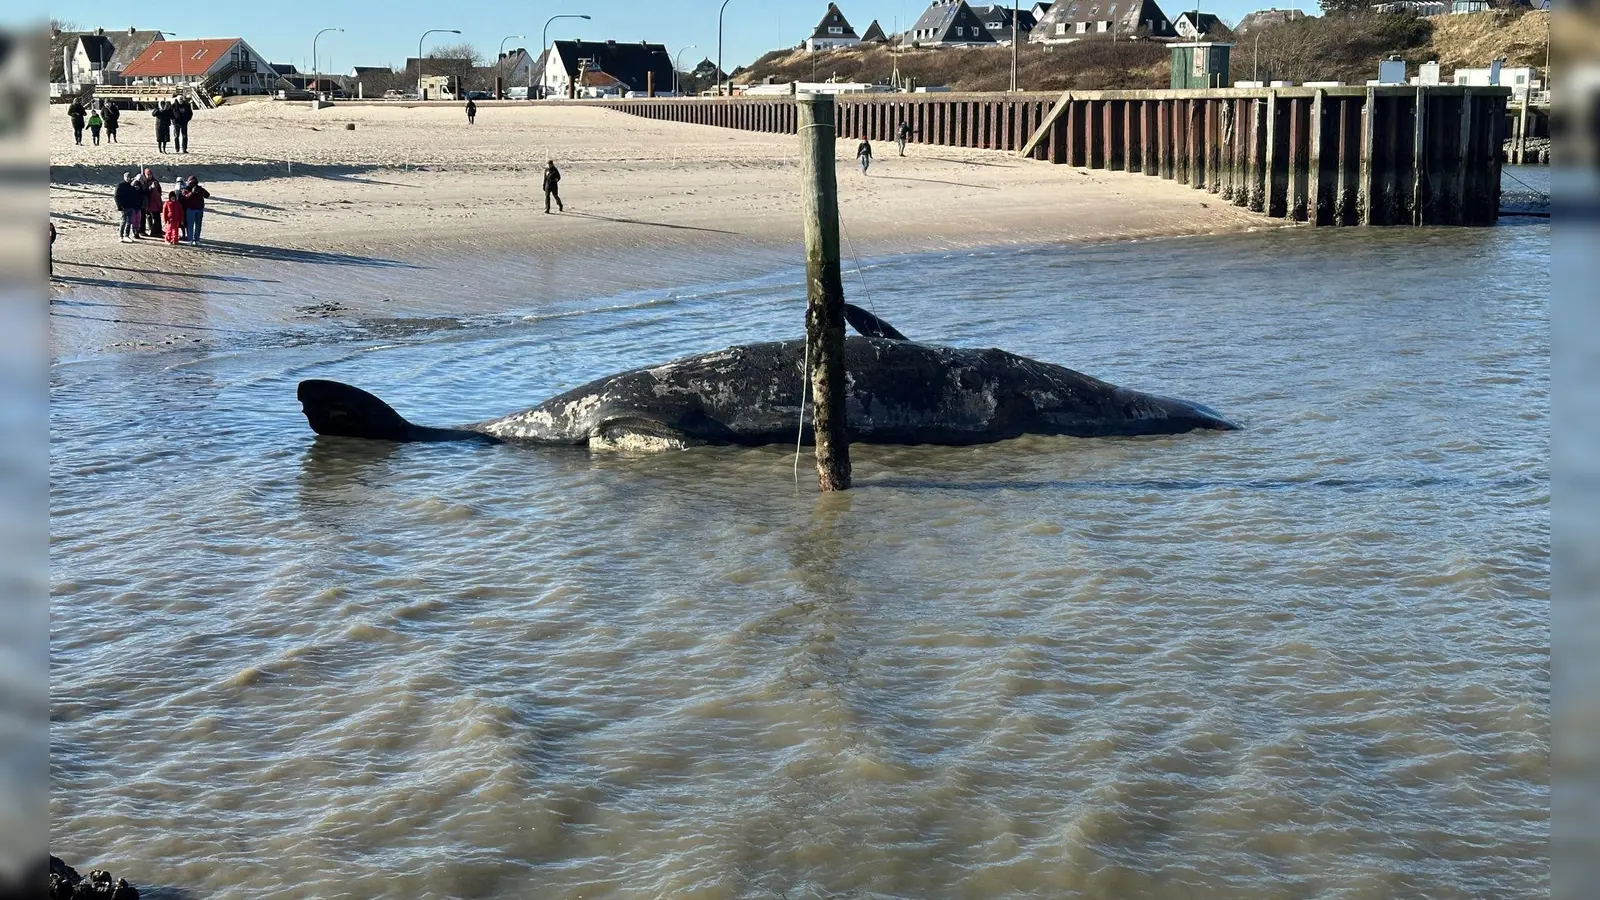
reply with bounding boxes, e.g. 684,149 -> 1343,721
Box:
120,38 -> 274,94
807,4 -> 862,51
905,1 -> 998,46
1030,0 -> 1177,43
860,20 -> 892,43
57,27 -> 165,87
971,5 -> 1040,43
1233,8 -> 1306,33
1454,63 -> 1541,100
539,39 -> 675,98
1031,2 -> 1056,18
1451,0 -> 1491,11
494,49 -> 538,87
1174,12 -> 1227,40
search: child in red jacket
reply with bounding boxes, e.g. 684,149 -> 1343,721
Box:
162,191 -> 183,245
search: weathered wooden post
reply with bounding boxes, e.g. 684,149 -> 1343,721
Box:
797,93 -> 852,492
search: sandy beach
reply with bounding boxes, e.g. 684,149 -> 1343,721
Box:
48,100 -> 1274,354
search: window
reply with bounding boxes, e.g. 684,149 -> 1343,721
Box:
1056,23 -> 1067,34
192,48 -> 207,59
1098,21 -> 1108,32
829,26 -> 843,34
1076,22 -> 1087,33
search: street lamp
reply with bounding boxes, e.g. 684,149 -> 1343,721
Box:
313,27 -> 343,100
499,34 -> 526,98
717,0 -> 732,98
418,28 -> 462,91
1010,1 -> 1018,92
674,45 -> 697,97
157,32 -> 186,94
541,14 -> 592,100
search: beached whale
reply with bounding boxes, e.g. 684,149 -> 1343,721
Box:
298,312 -> 1236,450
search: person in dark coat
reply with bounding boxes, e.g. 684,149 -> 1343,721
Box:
466,98 -> 477,124
153,102 -> 174,154
67,101 -> 86,145
173,99 -> 193,153
103,103 -> 121,143
49,220 -> 57,278
896,120 -> 912,156
114,172 -> 141,242
856,139 -> 873,175
543,160 -> 564,213
179,175 -> 211,246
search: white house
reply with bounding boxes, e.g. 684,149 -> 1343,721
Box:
119,38 -> 274,94
1454,63 -> 1542,101
59,27 -> 165,87
807,4 -> 862,51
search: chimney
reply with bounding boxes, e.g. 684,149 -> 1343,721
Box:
95,27 -> 105,36
129,26 -> 136,36
606,39 -> 616,45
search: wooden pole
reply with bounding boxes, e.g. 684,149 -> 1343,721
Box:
797,93 -> 852,492
1515,97 -> 1529,165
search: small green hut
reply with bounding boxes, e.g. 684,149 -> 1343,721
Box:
1170,42 -> 1232,90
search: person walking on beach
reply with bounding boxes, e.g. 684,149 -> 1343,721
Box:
543,160 -> 564,213
49,221 -> 57,278
103,102 -> 120,143
466,98 -> 477,125
153,102 -> 174,154
896,120 -> 912,157
162,191 -> 184,245
87,109 -> 103,146
142,169 -> 164,237
114,172 -> 142,242
856,139 -> 873,175
173,99 -> 193,153
67,100 -> 86,145
179,176 -> 210,246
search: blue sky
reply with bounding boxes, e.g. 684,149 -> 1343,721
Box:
47,0 -> 1306,74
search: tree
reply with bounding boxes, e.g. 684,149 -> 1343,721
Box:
1319,0 -> 1370,14
428,42 -> 484,67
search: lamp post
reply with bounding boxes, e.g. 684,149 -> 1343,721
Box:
418,28 -> 462,96
499,34 -> 526,98
541,14 -> 592,100
157,32 -> 186,95
674,45 -> 697,97
717,0 -> 732,97
313,27 -> 342,100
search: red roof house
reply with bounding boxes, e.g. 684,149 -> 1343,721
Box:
119,38 -> 274,94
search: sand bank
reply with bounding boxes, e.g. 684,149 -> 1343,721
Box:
48,101 -> 1276,355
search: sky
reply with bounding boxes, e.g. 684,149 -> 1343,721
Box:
45,0 -> 1306,75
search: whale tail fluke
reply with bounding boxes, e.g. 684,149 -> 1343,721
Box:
844,303 -> 908,341
298,379 -> 418,441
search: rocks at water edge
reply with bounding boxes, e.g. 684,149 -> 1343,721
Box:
49,856 -> 140,900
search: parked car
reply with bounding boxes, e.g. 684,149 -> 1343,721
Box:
382,89 -> 405,101
465,90 -> 491,100
506,86 -> 529,100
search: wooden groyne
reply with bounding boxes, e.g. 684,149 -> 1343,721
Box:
596,87 -> 1509,227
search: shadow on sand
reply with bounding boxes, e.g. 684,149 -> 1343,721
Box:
560,210 -> 739,235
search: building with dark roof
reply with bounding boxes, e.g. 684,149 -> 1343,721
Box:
538,39 -> 675,98
807,4 -> 862,51
1030,0 -> 1177,43
56,27 -> 165,86
1174,11 -> 1228,40
906,1 -> 999,46
1233,8 -> 1306,33
860,20 -> 891,43
971,5 -> 1040,43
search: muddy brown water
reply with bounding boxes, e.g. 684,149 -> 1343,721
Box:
50,221 -> 1548,899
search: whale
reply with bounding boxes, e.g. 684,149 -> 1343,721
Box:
298,309 -> 1237,451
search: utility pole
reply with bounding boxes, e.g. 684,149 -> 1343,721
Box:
1010,1 -> 1019,92
797,93 -> 852,492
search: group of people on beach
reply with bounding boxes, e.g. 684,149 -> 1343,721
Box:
66,97 -> 195,153
111,169 -> 210,246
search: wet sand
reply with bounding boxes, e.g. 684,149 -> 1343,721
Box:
48,101 -> 1275,355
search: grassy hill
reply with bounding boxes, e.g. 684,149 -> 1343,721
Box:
733,11 -> 1549,93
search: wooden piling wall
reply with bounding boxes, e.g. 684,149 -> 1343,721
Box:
595,86 -> 1508,226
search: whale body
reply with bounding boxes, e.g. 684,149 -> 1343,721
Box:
299,336 -> 1236,451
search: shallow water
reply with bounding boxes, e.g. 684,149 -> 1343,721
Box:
51,222 -> 1549,899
